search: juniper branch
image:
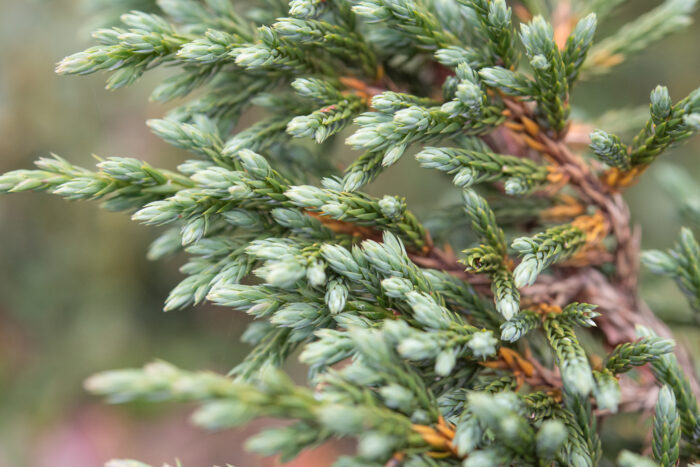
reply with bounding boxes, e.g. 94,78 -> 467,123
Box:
5,1 -> 700,465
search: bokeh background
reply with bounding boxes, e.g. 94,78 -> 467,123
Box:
0,1 -> 699,466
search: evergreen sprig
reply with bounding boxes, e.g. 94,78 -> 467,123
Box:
511,223 -> 587,287
519,16 -> 570,133
544,314 -> 594,397
653,385 -> 681,467
630,85 -> 700,167
457,0 -> 517,68
416,146 -> 550,194
637,326 -> 700,447
643,227 -> 700,311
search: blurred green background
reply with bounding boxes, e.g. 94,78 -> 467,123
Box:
0,1 -> 699,466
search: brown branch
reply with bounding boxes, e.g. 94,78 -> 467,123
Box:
410,97 -> 700,403
336,71 -> 700,408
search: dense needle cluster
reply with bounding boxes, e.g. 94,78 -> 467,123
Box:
3,0 -> 700,465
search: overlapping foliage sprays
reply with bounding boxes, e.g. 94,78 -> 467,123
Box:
3,0 -> 700,465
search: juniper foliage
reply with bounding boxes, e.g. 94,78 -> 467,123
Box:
4,0 -> 700,465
